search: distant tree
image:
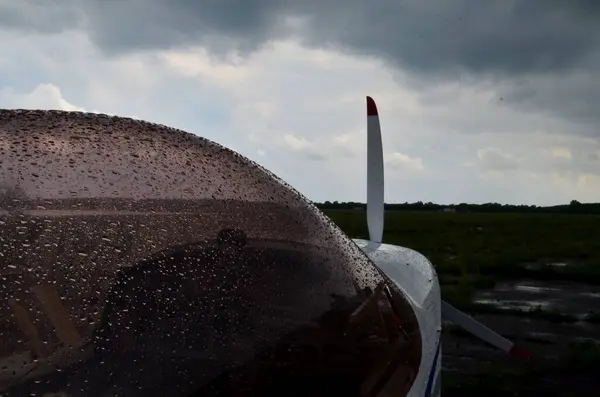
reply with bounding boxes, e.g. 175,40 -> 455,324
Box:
313,198 -> 600,215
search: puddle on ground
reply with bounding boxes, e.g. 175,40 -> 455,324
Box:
473,279 -> 600,317
474,298 -> 551,312
445,280 -> 600,376
523,262 -> 569,270
550,262 -> 568,267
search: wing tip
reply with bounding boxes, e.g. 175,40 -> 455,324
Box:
366,96 -> 378,116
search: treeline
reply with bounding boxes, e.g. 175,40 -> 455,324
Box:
314,200 -> 600,215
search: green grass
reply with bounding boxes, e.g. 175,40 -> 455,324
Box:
325,210 -> 600,318
325,210 -> 600,282
566,339 -> 600,366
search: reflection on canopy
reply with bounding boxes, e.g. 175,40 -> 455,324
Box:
0,110 -> 421,396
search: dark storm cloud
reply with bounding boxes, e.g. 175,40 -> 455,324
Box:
81,0 -> 285,56
96,1 -> 600,74
305,0 -> 600,77
496,71 -> 600,126
4,1 -> 599,75
3,0 -> 600,127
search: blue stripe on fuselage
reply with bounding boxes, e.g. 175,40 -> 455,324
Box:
424,337 -> 441,397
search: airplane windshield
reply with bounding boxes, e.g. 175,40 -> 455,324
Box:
0,110 -> 421,396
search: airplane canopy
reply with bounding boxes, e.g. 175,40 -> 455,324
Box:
0,110 -> 420,396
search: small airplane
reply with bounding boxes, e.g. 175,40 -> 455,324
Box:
0,99 -> 528,396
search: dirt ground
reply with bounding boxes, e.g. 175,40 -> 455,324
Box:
441,311 -> 600,396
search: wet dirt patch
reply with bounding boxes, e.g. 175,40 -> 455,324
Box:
443,282 -> 600,396
473,279 -> 600,319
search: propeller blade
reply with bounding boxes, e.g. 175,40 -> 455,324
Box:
441,300 -> 531,358
366,96 -> 384,243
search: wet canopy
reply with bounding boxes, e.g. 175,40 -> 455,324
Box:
0,110 -> 420,396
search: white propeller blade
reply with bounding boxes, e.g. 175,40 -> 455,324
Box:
441,301 -> 530,358
366,96 -> 384,243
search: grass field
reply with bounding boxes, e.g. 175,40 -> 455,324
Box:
325,210 -> 600,275
325,210 -> 600,295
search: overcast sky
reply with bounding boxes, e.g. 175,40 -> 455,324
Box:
1,1 -> 599,206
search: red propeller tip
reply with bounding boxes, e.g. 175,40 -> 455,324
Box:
509,345 -> 531,359
366,96 -> 378,116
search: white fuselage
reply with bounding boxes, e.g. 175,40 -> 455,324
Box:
353,239 -> 442,397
